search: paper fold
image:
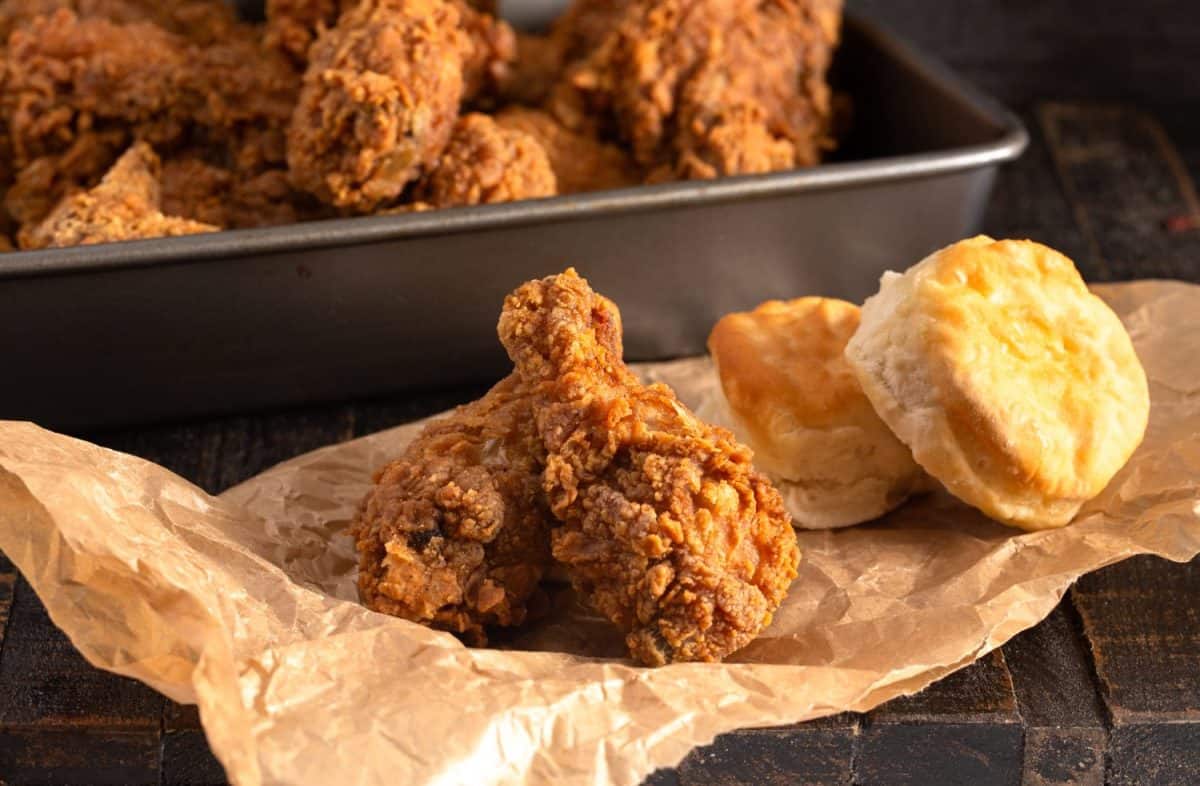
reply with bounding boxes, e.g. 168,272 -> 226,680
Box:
1,280 -> 1198,786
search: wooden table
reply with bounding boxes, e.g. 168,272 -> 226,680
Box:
4,7 -> 1200,784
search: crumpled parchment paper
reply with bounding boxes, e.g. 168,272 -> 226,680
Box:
1,280 -> 1199,786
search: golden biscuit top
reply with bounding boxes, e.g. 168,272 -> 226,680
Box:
916,236 -> 1149,500
708,297 -> 877,431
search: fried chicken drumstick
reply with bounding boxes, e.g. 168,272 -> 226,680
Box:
285,0 -> 469,211
499,270 -> 800,665
352,374 -> 553,644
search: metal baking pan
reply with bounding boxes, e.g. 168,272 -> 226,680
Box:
0,10 -> 1027,430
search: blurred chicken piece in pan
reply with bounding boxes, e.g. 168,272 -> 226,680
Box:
412,112 -> 557,208
1,9 -> 298,229
285,0 -> 469,211
548,0 -> 842,180
0,0 -> 240,45
496,106 -> 639,194
22,142 -> 217,249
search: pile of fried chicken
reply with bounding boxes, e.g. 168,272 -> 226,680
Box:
353,269 -> 801,666
0,0 -> 842,251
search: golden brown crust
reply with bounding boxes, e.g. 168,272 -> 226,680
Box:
0,0 -> 241,45
413,113 -> 557,207
453,0 -> 516,103
846,237 -> 1151,530
265,0 -> 512,98
497,33 -> 563,107
548,0 -> 634,66
285,0 -> 468,211
352,373 -> 553,644
495,107 -> 640,194
495,0 -> 632,107
21,142 -> 217,249
499,269 -> 799,665
706,298 -> 926,529
265,0 -> 352,65
548,0 -> 842,179
159,156 -> 325,230
3,131 -> 129,230
710,298 -> 868,431
1,9 -> 298,229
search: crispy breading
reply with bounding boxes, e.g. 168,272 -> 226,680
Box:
496,106 -> 639,193
413,112 -> 556,208
266,0 -> 513,100
265,0 -> 352,64
0,0 -> 240,45
1,9 -> 298,228
352,374 -> 553,644
285,0 -> 469,211
160,156 -> 326,230
22,142 -> 216,249
549,0 -> 842,179
498,269 -> 800,665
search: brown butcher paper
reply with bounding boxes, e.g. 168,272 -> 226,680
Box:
1,280 -> 1198,786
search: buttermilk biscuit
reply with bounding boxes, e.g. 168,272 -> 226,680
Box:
845,236 -> 1150,530
704,298 -> 928,529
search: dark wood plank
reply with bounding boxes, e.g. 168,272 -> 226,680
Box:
856,651 -> 1022,786
0,575 -> 163,785
674,715 -> 858,786
1040,102 -> 1200,281
203,407 -> 357,493
351,384 -> 492,438
866,651 -> 1019,721
162,702 -> 228,786
1038,97 -> 1200,785
1107,722 -> 1200,786
848,0 -> 1200,110
642,769 -> 681,786
90,423 -> 222,493
0,552 -> 15,656
980,111 -> 1091,268
1072,556 -> 1200,785
85,404 -> 357,495
1001,602 -> 1106,786
0,729 -> 162,786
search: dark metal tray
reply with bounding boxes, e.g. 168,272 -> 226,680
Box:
0,12 -> 1026,430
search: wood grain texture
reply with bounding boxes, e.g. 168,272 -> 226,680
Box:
1001,603 -> 1106,786
1107,722 -> 1200,786
857,651 -> 1022,786
1041,99 -> 1200,786
674,715 -> 858,786
4,37 -> 1200,785
980,112 -> 1091,269
92,405 -> 357,496
163,702 -> 228,786
1040,102 -> 1200,281
1073,557 -> 1200,723
0,576 -> 163,784
849,0 -> 1200,110
0,729 -> 162,786
351,385 -> 492,440
0,552 -> 14,657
